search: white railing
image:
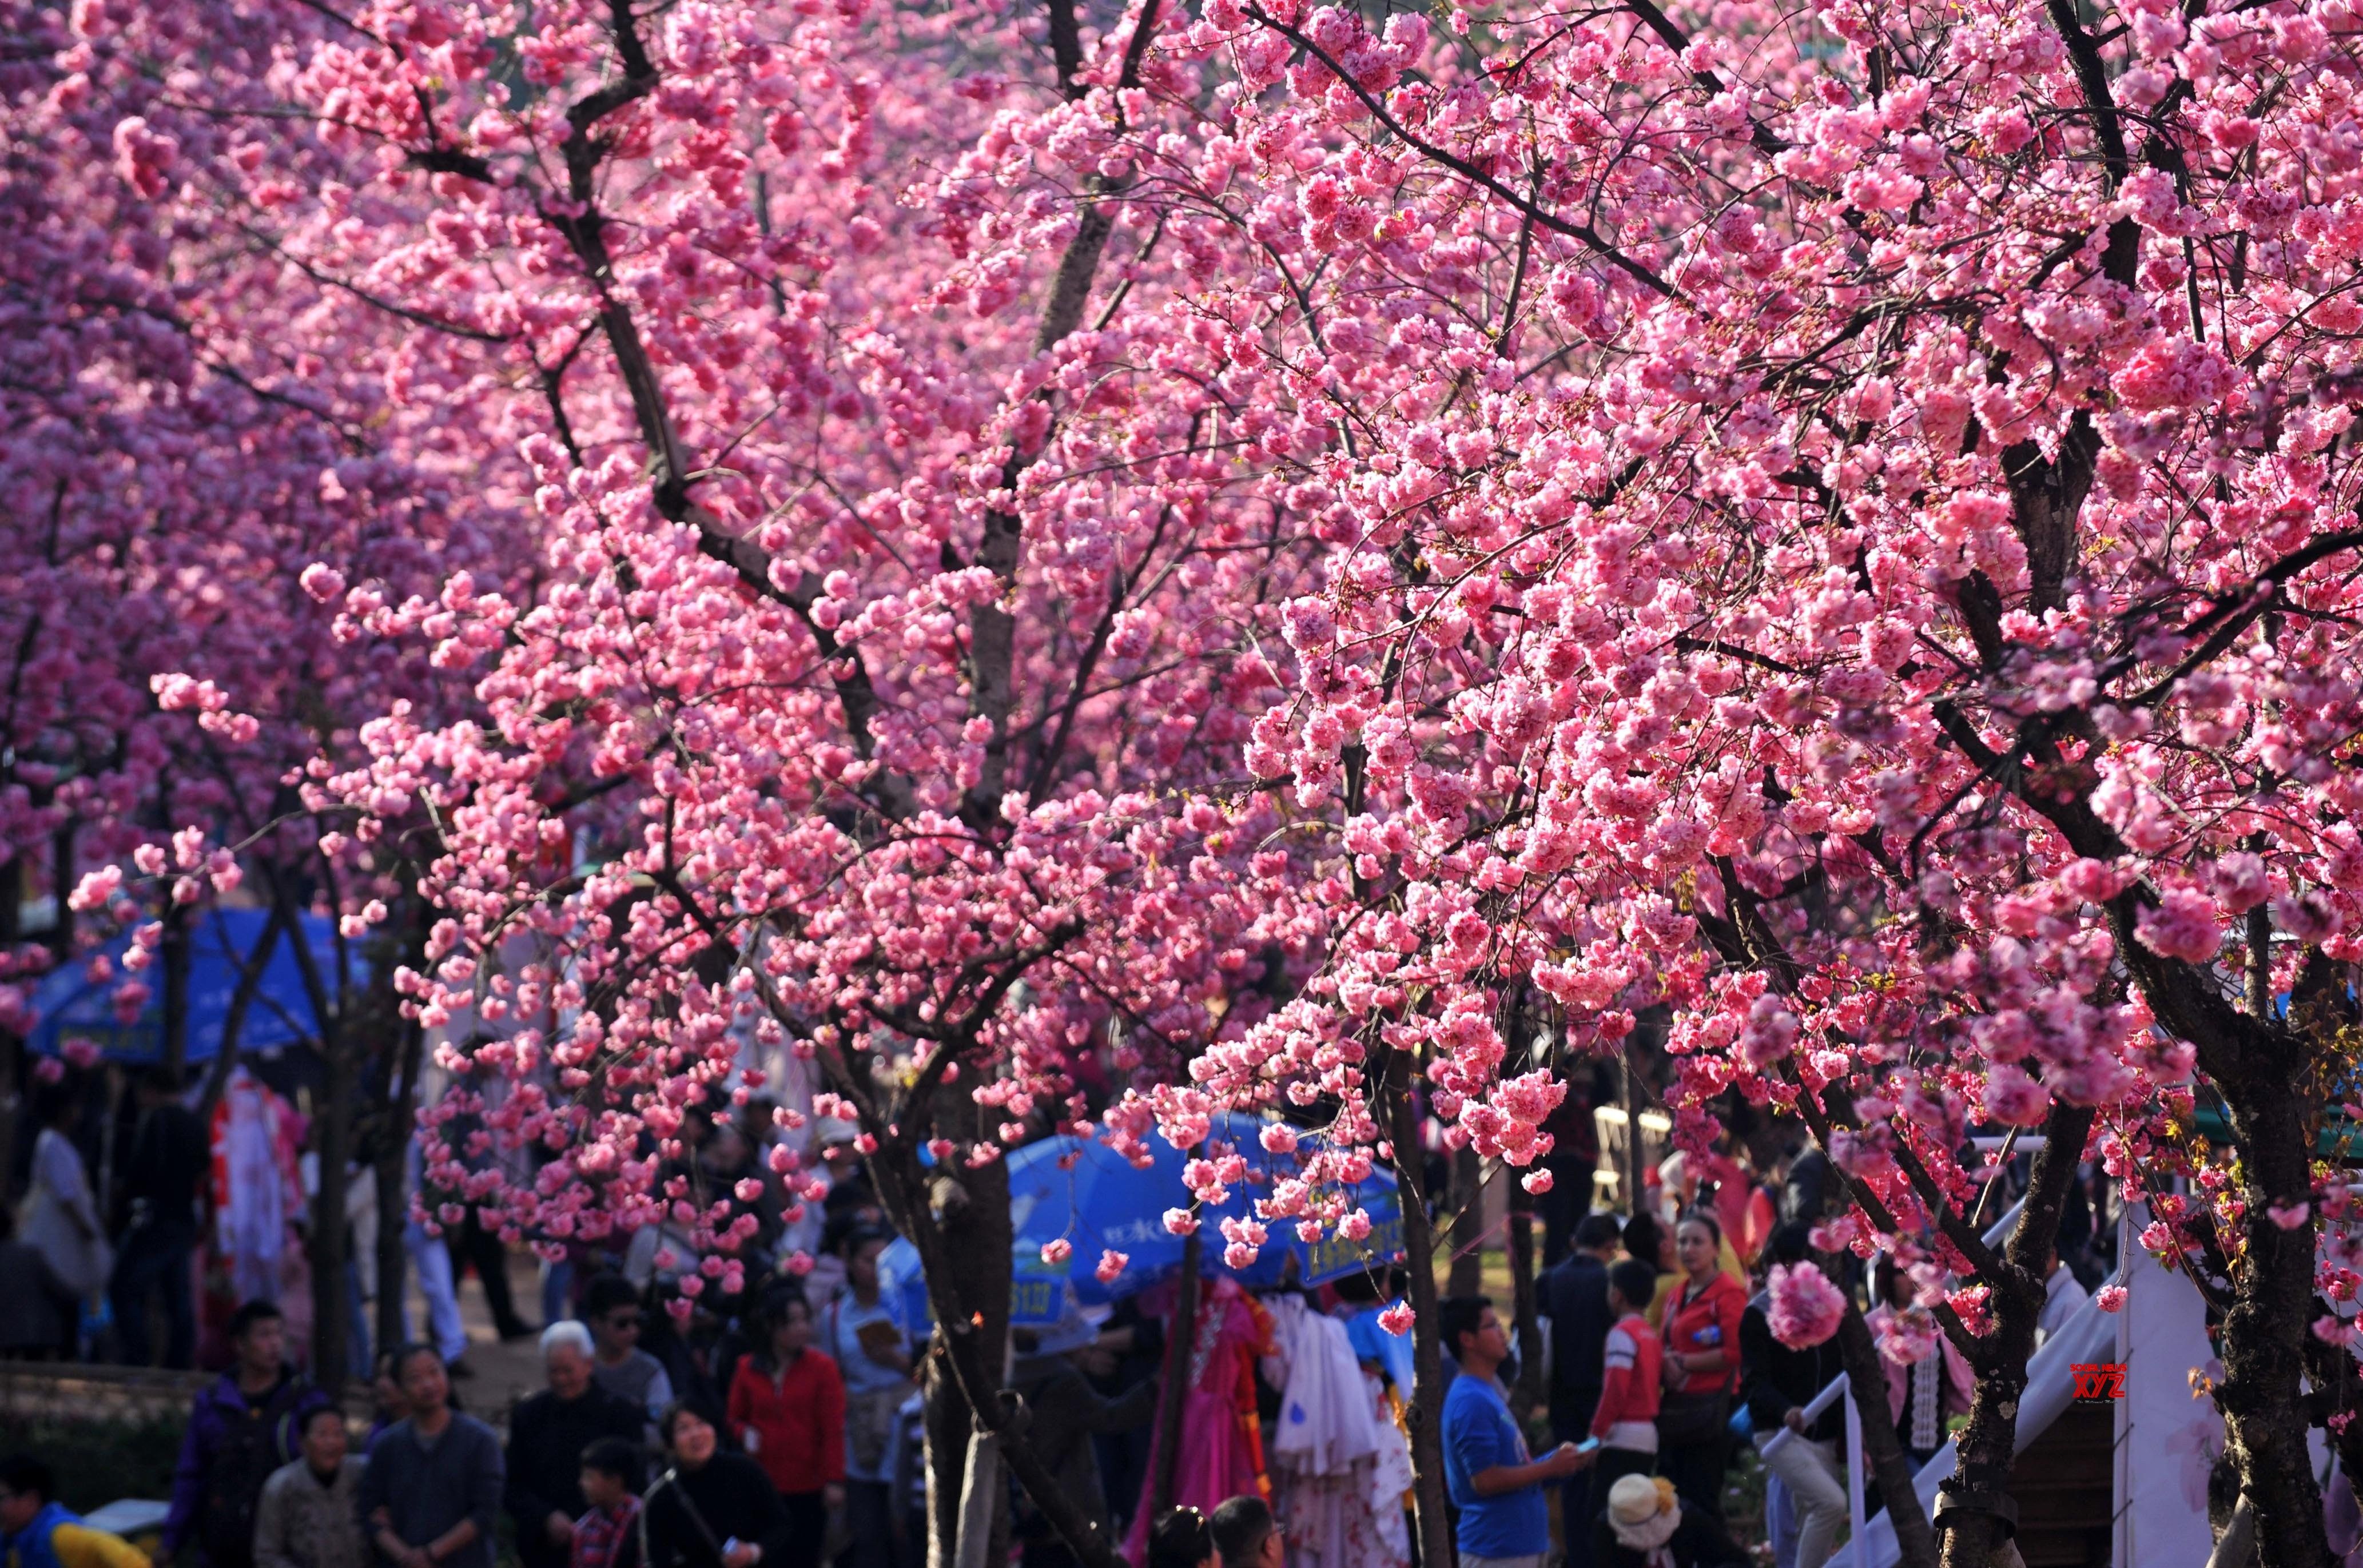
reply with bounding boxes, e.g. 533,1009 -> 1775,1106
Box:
1757,1196 -> 2034,1567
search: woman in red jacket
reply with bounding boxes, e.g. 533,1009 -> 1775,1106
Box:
727,1294 -> 846,1568
1657,1212 -> 1748,1529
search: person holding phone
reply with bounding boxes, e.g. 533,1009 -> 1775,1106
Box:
1441,1296 -> 1594,1568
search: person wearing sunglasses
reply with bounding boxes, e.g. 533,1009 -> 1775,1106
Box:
583,1275 -> 674,1434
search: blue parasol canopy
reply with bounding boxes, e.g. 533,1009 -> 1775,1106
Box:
26,907 -> 356,1064
882,1113 -> 1406,1328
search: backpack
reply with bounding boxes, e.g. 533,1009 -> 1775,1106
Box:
200,1375 -> 311,1568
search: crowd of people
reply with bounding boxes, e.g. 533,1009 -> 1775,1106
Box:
1519,1145 -> 2109,1568
1,1049 -> 2121,1568
0,1285 -> 874,1568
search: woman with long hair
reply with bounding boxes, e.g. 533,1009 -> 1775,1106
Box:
726,1294 -> 844,1568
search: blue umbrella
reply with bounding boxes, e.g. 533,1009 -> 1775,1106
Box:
1203,1120 -> 1406,1294
870,1233 -> 1072,1332
26,908 -> 356,1064
875,1118 -> 1405,1329
1005,1112 -> 1404,1322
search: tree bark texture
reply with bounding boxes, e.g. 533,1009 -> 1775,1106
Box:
158,904 -> 191,1079
1507,1161 -> 1542,1417
1447,1140 -> 1485,1297
1387,1047 -> 1457,1568
2211,1078 -> 2336,1566
867,1140 -> 1123,1568
1148,1228 -> 1202,1519
1935,1103 -> 2095,1568
373,1015 -> 425,1363
309,1028 -> 355,1383
922,1350 -> 970,1568
1835,1300 -> 1939,1568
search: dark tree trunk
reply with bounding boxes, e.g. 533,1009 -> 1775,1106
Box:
922,1346 -> 971,1568
46,819 -> 74,966
936,1107 -> 1012,1567
373,1017 -> 424,1363
159,905 -> 192,1080
1507,1159 -> 1542,1418
1833,1299 -> 1938,1568
868,1138 -> 1118,1568
309,1030 -> 355,1383
1936,1103 -> 2095,1568
0,1028 -> 17,1207
1621,1038 -> 1648,1217
1446,1141 -> 1485,1296
2212,1076 -> 2335,1566
1387,1048 -> 1456,1568
1148,1229 -> 1201,1519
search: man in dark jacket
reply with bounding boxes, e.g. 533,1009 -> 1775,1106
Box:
361,1345 -> 505,1568
1740,1224 -> 1847,1568
1542,1212 -> 1621,1568
158,1301 -> 332,1568
506,1323 -> 647,1568
1007,1301 -> 1156,1567
110,1066 -> 209,1369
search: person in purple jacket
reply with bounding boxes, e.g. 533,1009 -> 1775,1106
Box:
158,1301 -> 332,1568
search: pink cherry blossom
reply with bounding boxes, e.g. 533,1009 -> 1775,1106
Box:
2136,889 -> 2224,964
1768,1263 -> 1845,1349
34,0 -> 2363,1554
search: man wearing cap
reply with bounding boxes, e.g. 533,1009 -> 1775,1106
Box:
1008,1293 -> 1157,1567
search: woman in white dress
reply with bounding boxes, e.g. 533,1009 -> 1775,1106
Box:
22,1088 -> 108,1348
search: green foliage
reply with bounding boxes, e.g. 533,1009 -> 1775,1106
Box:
12,1412 -> 186,1514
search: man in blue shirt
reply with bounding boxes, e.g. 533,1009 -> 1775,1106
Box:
1441,1295 -> 1594,1568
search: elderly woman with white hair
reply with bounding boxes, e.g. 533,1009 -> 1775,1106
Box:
504,1321 -> 651,1568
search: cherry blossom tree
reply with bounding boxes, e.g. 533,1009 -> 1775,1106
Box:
1186,0 -> 2363,1563
1,0 -> 547,1382
62,0 -> 1361,1558
51,0 -> 2363,1563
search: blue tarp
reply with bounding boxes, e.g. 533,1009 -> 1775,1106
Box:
883,1113 -> 1406,1328
26,908 -> 355,1064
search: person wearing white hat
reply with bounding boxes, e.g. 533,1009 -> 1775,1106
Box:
1592,1475 -> 1746,1568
